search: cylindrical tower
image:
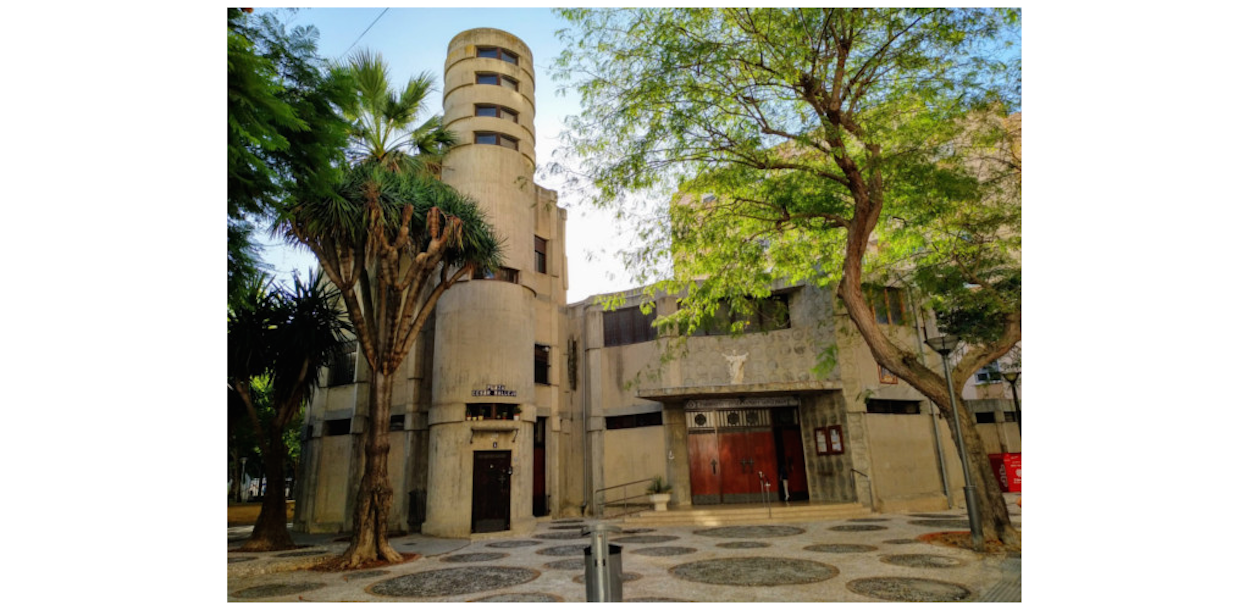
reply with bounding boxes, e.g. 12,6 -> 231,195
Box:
424,28 -> 541,538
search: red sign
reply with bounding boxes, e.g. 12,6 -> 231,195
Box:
988,453 -> 1022,493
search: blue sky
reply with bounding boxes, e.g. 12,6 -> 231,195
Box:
259,7 -> 631,302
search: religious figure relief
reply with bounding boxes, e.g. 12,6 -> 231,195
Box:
723,350 -> 749,384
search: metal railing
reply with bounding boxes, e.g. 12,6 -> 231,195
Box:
593,478 -> 654,519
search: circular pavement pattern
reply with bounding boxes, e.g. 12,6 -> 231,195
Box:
623,528 -> 655,534
486,539 -> 541,548
848,518 -> 891,522
343,569 -> 390,581
227,556 -> 256,564
573,571 -> 642,584
717,541 -> 771,549
472,592 -> 563,602
553,519 -> 585,524
693,525 -> 804,539
670,557 -> 836,587
909,513 -> 966,519
544,558 -> 587,570
536,544 -> 590,556
232,583 -> 326,599
846,577 -> 972,602
630,546 -> 698,557
274,550 -> 328,558
550,525 -> 585,530
441,552 -> 509,563
804,543 -> 877,554
907,519 -> 970,529
883,539 -> 921,545
829,524 -> 888,532
536,531 -> 585,540
628,597 -> 690,603
369,566 -> 539,598
880,554 -> 965,568
614,535 -> 680,544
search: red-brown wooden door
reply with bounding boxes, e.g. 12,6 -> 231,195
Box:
687,430 -> 720,505
777,427 -> 809,500
715,430 -> 777,504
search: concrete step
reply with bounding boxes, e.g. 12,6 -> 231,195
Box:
618,502 -> 871,527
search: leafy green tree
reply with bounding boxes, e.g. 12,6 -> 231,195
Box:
279,52 -> 501,568
227,8 -> 352,303
228,272 -> 350,551
552,7 -> 1021,548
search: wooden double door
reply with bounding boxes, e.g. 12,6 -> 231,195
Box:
688,426 -> 809,505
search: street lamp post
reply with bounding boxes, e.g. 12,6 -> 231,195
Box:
1002,370 -> 1021,435
924,334 -> 985,552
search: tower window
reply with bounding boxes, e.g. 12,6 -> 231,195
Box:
534,236 -> 548,274
475,72 -> 518,91
477,46 -> 519,64
474,132 -> 519,150
475,104 -> 519,123
472,266 -> 519,283
534,345 -> 550,385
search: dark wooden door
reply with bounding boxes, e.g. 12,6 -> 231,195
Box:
533,418 -> 547,516
718,430 -> 777,503
777,427 -> 809,500
472,451 -> 511,533
687,430 -> 720,505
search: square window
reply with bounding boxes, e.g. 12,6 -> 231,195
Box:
975,411 -> 996,424
475,73 -> 499,86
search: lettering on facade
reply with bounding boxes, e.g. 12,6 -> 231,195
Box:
686,396 -> 799,411
471,384 -> 518,397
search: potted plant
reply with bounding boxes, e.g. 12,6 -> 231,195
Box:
646,476 -> 672,512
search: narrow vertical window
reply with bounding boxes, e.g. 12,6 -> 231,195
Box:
534,345 -> 550,385
534,236 -> 548,274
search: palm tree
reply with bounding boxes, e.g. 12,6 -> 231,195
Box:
228,271 -> 349,551
278,51 -> 501,568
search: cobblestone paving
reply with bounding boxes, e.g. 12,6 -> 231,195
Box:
535,531 -> 584,540
630,546 -> 698,556
536,544 -> 590,556
472,592 -> 563,602
846,576 -> 972,601
543,558 -> 587,570
274,550 -> 328,558
368,567 -> 539,598
231,582 -> 326,599
907,519 -> 972,528
613,535 -> 680,544
573,571 -> 642,584
227,556 -> 256,563
693,525 -> 804,538
485,539 -> 541,548
716,541 -> 771,549
829,524 -> 888,532
882,538 -> 922,545
879,553 -> 965,568
342,569 -> 390,581
804,543 -> 877,553
670,557 -> 836,586
440,552 -> 508,563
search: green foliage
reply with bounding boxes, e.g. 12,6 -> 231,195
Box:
227,8 -> 353,301
647,476 -> 672,494
551,8 -> 1021,358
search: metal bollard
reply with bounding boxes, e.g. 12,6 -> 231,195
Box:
582,523 -> 623,602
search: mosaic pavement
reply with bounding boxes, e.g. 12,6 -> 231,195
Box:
228,501 -> 1022,603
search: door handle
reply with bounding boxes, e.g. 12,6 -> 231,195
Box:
711,459 -> 717,475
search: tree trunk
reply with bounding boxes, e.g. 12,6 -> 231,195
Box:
338,369 -> 403,568
949,393 -> 1021,547
240,421 -> 297,551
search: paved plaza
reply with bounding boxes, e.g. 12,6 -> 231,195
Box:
227,496 -> 1021,602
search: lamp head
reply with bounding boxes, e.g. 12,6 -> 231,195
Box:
924,334 -> 961,355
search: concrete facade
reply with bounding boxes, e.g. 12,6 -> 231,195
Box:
293,28 -> 1022,538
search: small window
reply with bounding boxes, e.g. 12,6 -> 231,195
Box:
472,266 -> 519,283
328,341 -> 356,386
465,403 -> 519,421
474,132 -> 519,150
477,46 -> 518,64
975,362 -> 1003,384
603,306 -> 658,347
866,399 -> 921,414
1003,411 -> 1018,422
475,73 -> 499,86
605,411 -> 663,430
534,345 -> 550,385
475,104 -> 519,123
477,72 -> 518,90
534,236 -> 548,274
975,411 -> 996,424
869,287 -> 908,326
389,414 -> 405,431
325,419 -> 351,436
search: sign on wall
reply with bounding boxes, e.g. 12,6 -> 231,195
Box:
472,384 -> 518,397
814,425 -> 844,455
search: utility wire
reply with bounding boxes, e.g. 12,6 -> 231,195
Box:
338,8 -> 389,60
